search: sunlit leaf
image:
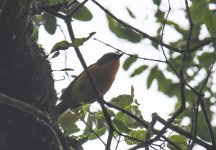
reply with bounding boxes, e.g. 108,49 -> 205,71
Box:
95,109 -> 115,119
198,52 -> 215,67
113,118 -> 131,133
125,130 -> 146,145
110,95 -> 133,108
114,105 -> 143,130
88,127 -> 106,140
168,135 -> 187,150
44,13 -> 57,34
125,105 -> 143,128
123,55 -> 138,70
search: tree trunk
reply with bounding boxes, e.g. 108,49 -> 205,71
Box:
0,0 -> 58,149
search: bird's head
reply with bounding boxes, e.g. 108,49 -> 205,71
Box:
96,53 -> 123,65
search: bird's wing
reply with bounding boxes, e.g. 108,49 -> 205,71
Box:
60,64 -> 94,100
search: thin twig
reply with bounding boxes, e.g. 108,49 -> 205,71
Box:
115,134 -> 121,150
185,0 -> 194,51
114,129 -> 144,143
79,114 -> 106,146
94,38 -> 166,63
187,98 -> 200,150
155,116 -> 213,149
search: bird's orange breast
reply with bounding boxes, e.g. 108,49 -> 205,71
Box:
69,58 -> 120,105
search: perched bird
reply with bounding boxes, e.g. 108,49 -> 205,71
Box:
56,52 -> 123,116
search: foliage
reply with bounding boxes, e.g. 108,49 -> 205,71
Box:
32,0 -> 216,149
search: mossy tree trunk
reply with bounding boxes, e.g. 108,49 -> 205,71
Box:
0,0 -> 58,149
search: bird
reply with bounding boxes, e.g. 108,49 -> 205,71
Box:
56,52 -> 123,116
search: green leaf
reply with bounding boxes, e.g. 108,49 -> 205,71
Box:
125,105 -> 143,128
59,68 -> 74,71
50,41 -> 73,54
107,15 -> 142,43
155,9 -> 165,23
165,20 -> 187,37
153,0 -> 161,6
32,27 -> 39,42
58,111 -> 80,124
113,118 -> 131,133
123,55 -> 138,70
95,109 -> 115,119
168,135 -> 187,150
62,2 -> 93,21
47,0 -> 63,5
110,95 -> 133,108
190,2 -> 216,36
44,13 -> 57,34
203,8 -> 216,37
114,105 -> 143,130
88,127 -> 106,140
125,130 -> 146,145
130,65 -> 148,77
50,32 -> 95,54
198,52 -> 215,67
147,66 -> 157,89
57,112 -> 80,136
50,51 -> 60,58
197,111 -> 212,142
156,69 -> 170,92
72,32 -> 96,47
126,7 -> 135,18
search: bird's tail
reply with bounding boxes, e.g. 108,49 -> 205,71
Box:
56,101 -> 69,117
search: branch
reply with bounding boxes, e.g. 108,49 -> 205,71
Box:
185,0 -> 194,51
155,116 -> 213,149
64,18 -> 114,150
67,0 -> 89,18
188,38 -> 216,53
104,101 -> 149,129
0,93 -> 70,150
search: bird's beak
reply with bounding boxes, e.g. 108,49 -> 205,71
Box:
117,53 -> 123,59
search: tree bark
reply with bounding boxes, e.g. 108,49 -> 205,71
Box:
0,0 -> 58,149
